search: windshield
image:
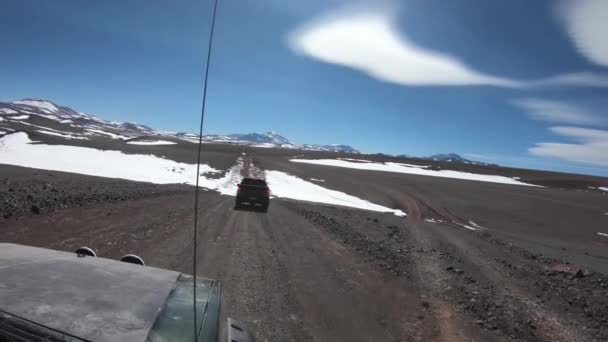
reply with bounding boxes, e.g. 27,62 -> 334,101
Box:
1,1 -> 608,341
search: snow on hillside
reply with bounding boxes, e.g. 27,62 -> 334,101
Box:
0,132 -> 218,184
37,130 -> 88,140
13,99 -> 60,113
0,108 -> 18,114
290,158 -> 538,187
127,140 -> 177,146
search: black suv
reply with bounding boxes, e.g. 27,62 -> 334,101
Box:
235,178 -> 270,212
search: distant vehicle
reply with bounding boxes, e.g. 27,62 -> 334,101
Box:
0,243 -> 254,342
235,178 -> 270,212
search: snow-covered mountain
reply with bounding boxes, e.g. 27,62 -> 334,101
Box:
0,99 -> 161,140
301,144 -> 359,154
187,131 -> 298,148
231,132 -> 292,145
428,153 -> 469,163
0,99 -> 359,153
426,153 -> 493,166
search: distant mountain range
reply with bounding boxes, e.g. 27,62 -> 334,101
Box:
396,153 -> 493,166
0,99 -> 486,164
0,99 -> 360,153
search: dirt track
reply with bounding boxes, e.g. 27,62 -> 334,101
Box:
2,148 -> 608,341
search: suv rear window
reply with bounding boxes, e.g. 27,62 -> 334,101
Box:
241,178 -> 267,186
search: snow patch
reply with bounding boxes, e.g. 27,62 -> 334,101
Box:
451,220 -> 485,231
34,114 -> 60,121
8,115 -> 29,120
0,108 -> 18,115
251,143 -> 275,148
126,140 -> 177,146
598,232 -> 608,238
5,120 -> 66,133
14,100 -> 59,113
205,161 -> 243,196
458,223 -> 479,231
84,114 -> 106,123
37,130 -> 88,140
599,187 -> 608,192
291,159 -> 538,187
84,128 -> 130,140
265,170 -> 406,216
0,132 -> 219,185
468,221 -> 485,229
309,178 -> 325,182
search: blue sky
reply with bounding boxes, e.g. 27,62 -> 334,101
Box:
1,0 -> 608,176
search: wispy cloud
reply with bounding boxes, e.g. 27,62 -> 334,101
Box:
529,126 -> 608,166
557,0 -> 608,67
287,9 -> 608,89
517,98 -> 608,167
511,98 -> 605,125
287,12 -> 521,87
534,72 -> 608,88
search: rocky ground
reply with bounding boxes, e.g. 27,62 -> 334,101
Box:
0,164 -> 191,220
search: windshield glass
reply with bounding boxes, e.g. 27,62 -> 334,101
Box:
2,1 -> 608,341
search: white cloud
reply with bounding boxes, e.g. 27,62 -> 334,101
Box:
550,126 -> 608,141
287,12 -> 521,87
511,98 -> 605,125
517,96 -> 608,167
557,0 -> 608,67
529,126 -> 608,166
287,10 -> 608,89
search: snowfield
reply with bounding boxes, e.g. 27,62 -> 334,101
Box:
126,140 -> 177,146
0,132 -> 218,185
265,170 -> 406,216
291,159 -> 538,186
